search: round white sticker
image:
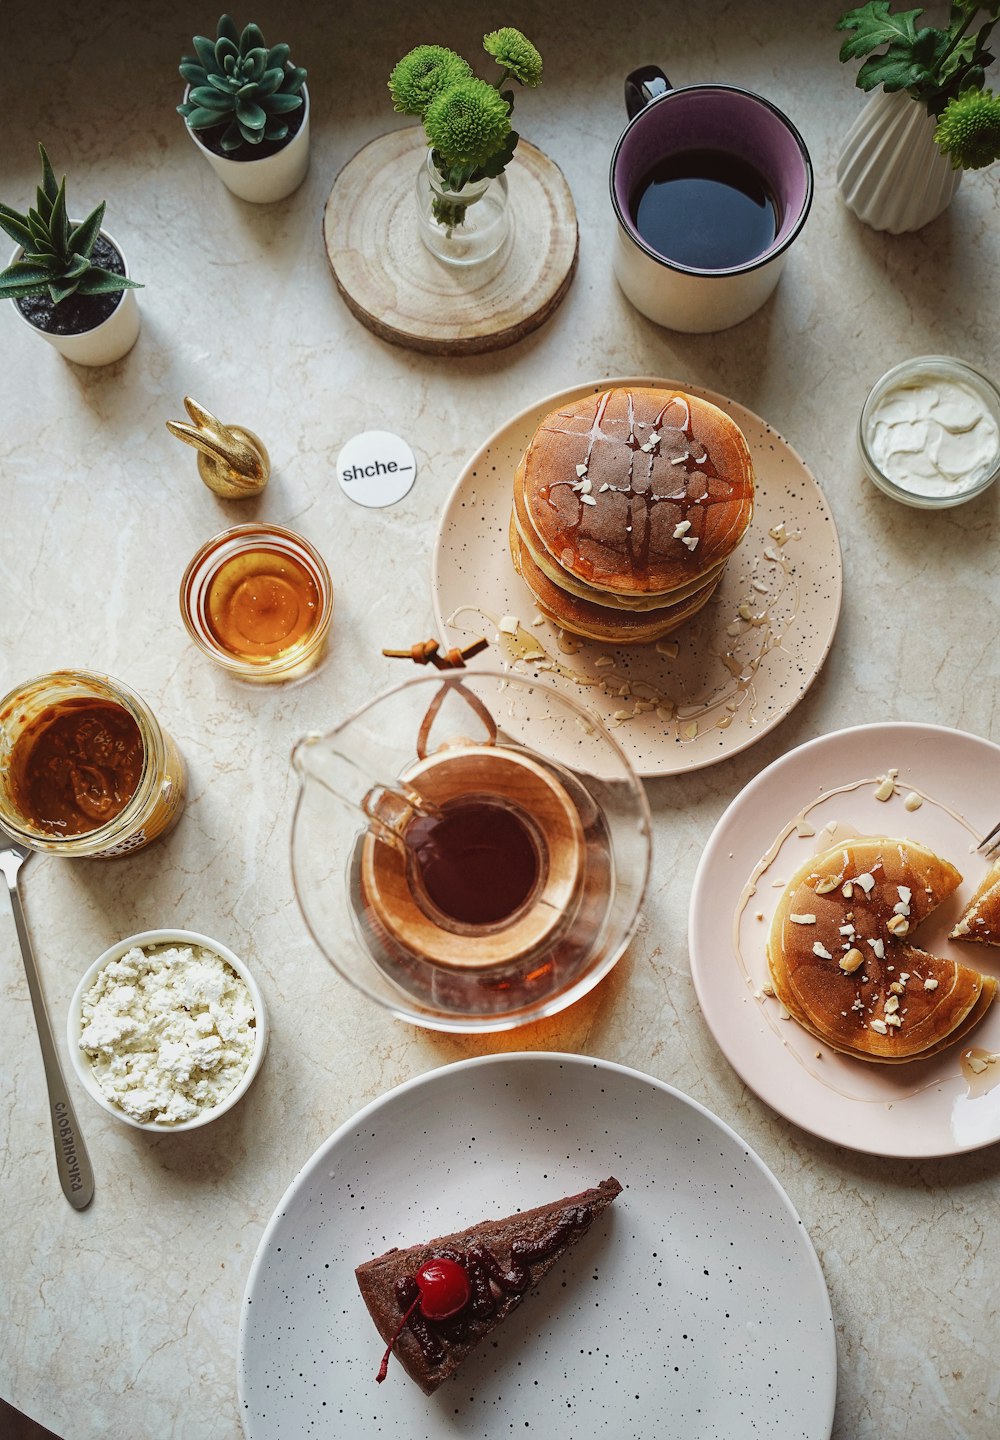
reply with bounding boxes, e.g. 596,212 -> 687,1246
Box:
336,430 -> 417,509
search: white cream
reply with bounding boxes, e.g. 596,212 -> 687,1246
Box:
867,373 -> 1000,497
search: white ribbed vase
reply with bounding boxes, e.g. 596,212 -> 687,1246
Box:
837,89 -> 961,233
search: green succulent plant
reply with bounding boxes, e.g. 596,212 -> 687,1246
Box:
389,27 -> 543,233
178,14 -> 307,153
0,144 -> 142,306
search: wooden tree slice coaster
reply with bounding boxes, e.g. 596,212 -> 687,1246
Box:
323,128 -> 579,356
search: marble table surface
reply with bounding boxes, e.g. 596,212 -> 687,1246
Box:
2,2 -> 999,1437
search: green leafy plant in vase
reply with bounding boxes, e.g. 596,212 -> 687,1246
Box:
836,2 -> 1000,229
389,28 -> 542,260
0,144 -> 142,364
178,14 -> 309,203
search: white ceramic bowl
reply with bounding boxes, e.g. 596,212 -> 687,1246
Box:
67,929 -> 268,1132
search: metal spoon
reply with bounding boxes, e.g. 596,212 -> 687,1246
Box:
0,833 -> 95,1209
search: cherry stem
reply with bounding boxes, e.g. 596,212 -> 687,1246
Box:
375,1292 -> 421,1383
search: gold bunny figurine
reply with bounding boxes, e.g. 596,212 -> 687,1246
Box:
166,396 -> 270,498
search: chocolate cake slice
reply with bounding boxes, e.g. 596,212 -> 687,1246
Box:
356,1176 -> 622,1394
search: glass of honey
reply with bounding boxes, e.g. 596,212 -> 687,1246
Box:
0,670 -> 186,858
180,523 -> 333,682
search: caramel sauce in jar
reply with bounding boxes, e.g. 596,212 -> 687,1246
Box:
0,671 -> 185,858
11,697 -> 143,836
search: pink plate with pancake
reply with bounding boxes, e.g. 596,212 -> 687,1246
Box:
689,721 -> 1000,1156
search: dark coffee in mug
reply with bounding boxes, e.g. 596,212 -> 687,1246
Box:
631,148 -> 781,270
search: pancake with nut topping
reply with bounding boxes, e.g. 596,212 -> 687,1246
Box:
509,514 -> 722,643
950,857 -> 1000,946
509,386 -> 754,641
767,837 -> 995,1064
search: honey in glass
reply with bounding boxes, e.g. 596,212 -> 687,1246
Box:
181,524 -> 333,681
205,548 -> 320,662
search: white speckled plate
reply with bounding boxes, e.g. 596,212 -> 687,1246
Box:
238,1053 -> 836,1439
689,722 -> 1000,1157
431,377 -> 842,776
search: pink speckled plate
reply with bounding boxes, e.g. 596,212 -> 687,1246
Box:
689,722 -> 1000,1156
238,1054 -> 835,1439
432,376 -> 842,776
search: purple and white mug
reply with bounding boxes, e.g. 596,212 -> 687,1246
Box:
611,68 -> 813,332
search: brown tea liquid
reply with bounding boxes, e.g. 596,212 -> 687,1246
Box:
205,547 -> 320,660
405,797 -> 541,927
632,148 -> 780,269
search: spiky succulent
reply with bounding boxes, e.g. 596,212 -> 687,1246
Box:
935,87 -> 1000,168
178,14 -> 306,152
0,144 -> 142,305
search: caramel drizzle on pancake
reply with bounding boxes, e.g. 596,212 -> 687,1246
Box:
526,389 -> 749,593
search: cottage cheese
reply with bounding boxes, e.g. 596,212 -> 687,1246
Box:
78,943 -> 256,1124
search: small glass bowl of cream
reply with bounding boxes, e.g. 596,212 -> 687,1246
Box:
858,355 -> 1000,509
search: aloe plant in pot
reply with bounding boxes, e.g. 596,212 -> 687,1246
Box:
178,14 -> 309,203
0,145 -> 142,366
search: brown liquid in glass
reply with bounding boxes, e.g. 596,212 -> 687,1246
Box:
405,798 -> 540,927
205,548 -> 320,660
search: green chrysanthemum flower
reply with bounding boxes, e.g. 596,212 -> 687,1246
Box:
483,27 -> 543,86
424,77 -> 512,167
935,88 -> 1000,170
388,45 -> 472,117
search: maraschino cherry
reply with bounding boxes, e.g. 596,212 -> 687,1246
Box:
376,1257 -> 470,1383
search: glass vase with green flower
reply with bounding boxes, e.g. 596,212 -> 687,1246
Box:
388,28 -> 543,265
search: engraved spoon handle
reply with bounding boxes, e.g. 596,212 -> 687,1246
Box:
6,876 -> 95,1210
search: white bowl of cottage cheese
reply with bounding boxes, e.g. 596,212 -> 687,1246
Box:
68,930 -> 268,1130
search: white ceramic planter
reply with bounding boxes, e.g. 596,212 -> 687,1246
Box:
9,228 -> 140,366
185,84 -> 310,203
837,88 -> 962,233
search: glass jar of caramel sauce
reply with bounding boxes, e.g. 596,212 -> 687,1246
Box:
0,671 -> 185,858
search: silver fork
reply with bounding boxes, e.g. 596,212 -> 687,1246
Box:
0,832 -> 95,1210
978,821 -> 1000,861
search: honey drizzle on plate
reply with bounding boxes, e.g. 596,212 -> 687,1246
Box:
447,521 -> 799,742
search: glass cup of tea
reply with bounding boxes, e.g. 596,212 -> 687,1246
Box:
289,670 -> 652,1032
610,68 -> 813,332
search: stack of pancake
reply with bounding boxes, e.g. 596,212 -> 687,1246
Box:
950,857 -> 1000,946
767,837 -> 996,1064
509,386 -> 754,644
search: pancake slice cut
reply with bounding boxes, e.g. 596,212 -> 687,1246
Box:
767,837 -> 994,1063
950,857 -> 1000,946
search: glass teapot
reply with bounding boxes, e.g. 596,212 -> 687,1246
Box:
290,670 -> 651,1032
